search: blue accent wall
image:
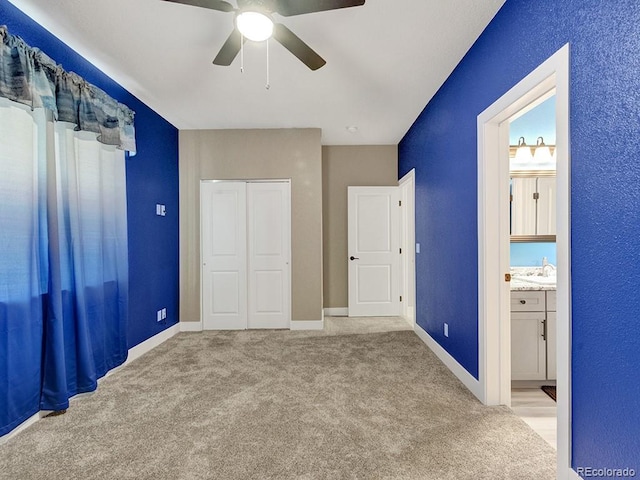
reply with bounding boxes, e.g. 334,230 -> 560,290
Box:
0,1 -> 180,348
399,0 -> 640,472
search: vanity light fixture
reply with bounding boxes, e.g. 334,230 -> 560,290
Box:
514,136 -> 533,163
533,136 -> 553,163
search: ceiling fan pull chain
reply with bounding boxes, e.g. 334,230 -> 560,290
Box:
266,39 -> 270,90
240,33 -> 244,73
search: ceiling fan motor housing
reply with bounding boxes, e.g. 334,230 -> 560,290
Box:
164,0 -> 366,70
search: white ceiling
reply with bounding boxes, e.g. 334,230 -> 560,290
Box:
8,0 -> 506,145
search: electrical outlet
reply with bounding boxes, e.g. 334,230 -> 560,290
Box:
444,323 -> 449,337
162,308 -> 167,320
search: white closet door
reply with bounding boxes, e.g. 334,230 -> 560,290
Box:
247,182 -> 291,329
201,181 -> 247,330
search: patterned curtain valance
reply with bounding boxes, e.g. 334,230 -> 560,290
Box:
0,25 -> 136,153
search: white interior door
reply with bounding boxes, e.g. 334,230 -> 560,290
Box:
348,186 -> 401,317
247,182 -> 291,329
201,181 -> 247,330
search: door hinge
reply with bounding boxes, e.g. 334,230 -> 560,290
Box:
510,194 -> 513,202
399,200 -> 402,207
533,192 -> 540,200
400,296 -> 403,302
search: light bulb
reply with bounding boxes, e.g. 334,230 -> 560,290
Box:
514,137 -> 533,163
533,137 -> 552,163
236,11 -> 274,42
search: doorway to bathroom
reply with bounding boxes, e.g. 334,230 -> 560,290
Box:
507,93 -> 558,450
477,44 -> 571,476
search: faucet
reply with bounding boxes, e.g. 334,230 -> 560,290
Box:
542,257 -> 556,277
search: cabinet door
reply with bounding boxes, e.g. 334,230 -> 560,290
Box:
536,177 -> 556,235
546,290 -> 557,312
511,177 -> 537,235
511,312 -> 547,380
546,311 -> 557,380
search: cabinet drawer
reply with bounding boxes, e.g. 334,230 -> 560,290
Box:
510,291 -> 545,311
546,290 -> 557,312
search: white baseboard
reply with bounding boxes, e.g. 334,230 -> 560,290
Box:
0,410 -> 52,445
414,324 -> 483,402
290,319 -> 324,331
125,323 -> 181,365
0,323 -> 182,443
324,307 -> 348,316
180,321 -> 203,332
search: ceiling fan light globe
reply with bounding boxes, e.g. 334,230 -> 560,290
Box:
236,11 -> 274,42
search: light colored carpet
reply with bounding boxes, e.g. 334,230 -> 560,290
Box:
0,325 -> 555,479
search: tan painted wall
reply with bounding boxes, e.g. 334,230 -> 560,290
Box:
180,129 -> 323,323
322,145 -> 398,309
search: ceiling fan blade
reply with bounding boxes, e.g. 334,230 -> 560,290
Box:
273,24 -> 326,70
275,0 -> 365,17
213,29 -> 243,66
162,0 -> 235,13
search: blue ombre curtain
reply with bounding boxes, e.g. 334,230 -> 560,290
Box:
0,25 -> 133,434
0,99 -> 48,435
40,125 -> 129,411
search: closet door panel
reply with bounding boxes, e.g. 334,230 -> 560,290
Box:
247,182 -> 291,329
201,181 -> 247,330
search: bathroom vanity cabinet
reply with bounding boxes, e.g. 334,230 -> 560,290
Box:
511,289 -> 556,380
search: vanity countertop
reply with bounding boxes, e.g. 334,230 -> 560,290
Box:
510,277 -> 556,291
510,266 -> 557,291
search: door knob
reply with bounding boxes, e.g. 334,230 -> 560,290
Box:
350,256 -> 359,261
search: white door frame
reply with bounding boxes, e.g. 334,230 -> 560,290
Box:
399,169 -> 416,328
477,44 -> 571,477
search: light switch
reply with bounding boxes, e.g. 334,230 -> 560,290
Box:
156,204 -> 167,217
416,243 -> 421,254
